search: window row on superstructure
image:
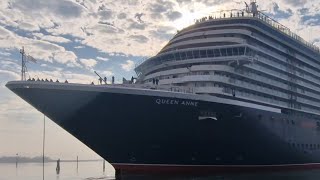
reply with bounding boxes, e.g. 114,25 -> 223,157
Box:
250,33 -> 320,76
142,44 -> 320,102
154,25 -> 320,94
143,65 -> 320,114
137,45 -> 254,74
167,22 -> 319,69
141,49 -> 320,105
161,32 -> 248,53
173,19 -> 319,59
166,23 -> 320,76
254,55 -> 320,94
154,71 -> 320,110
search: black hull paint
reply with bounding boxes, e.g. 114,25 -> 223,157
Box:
6,82 -> 320,174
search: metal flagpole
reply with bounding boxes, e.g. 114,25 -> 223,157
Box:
43,114 -> 46,180
20,47 -> 25,81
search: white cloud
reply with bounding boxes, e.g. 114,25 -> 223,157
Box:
0,51 -> 11,56
120,60 -> 135,72
79,58 -> 97,69
33,33 -> 71,43
97,56 -> 109,61
74,46 -> 85,49
0,26 -> 79,66
101,70 -> 113,77
53,51 -> 78,65
0,70 -> 20,84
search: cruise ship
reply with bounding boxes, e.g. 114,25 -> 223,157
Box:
6,1 -> 320,175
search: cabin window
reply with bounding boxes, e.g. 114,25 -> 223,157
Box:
193,50 -> 200,58
214,49 -> 221,57
180,52 -> 187,60
227,48 -> 233,56
186,51 -> 193,59
239,47 -> 245,55
200,50 -> 207,58
174,52 -> 181,60
221,49 -> 227,56
207,49 -> 214,57
233,47 -> 239,56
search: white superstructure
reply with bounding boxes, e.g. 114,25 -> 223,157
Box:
135,3 -> 320,116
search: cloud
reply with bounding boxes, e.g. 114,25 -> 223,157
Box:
74,45 -> 85,49
0,26 -> 79,66
33,33 -> 71,43
120,60 -> 135,72
301,14 -> 320,26
150,25 -> 175,40
0,51 -> 11,56
97,57 -> 109,61
283,0 -> 307,6
165,11 -> 182,21
129,35 -> 149,43
101,70 -> 113,77
0,70 -> 20,84
128,21 -> 147,30
53,51 -> 78,65
272,2 -> 293,19
79,58 -> 97,69
117,12 -> 127,19
11,0 -> 84,19
97,9 -> 113,20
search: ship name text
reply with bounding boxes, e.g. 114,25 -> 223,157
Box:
156,99 -> 198,107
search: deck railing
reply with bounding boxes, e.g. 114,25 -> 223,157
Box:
194,10 -> 320,54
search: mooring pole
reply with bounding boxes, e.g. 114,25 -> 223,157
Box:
103,160 -> 105,173
77,156 -> 78,172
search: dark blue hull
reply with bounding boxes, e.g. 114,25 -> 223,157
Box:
6,81 -> 320,174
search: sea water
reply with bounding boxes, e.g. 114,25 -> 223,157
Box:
0,161 -> 114,180
2,161 -> 320,180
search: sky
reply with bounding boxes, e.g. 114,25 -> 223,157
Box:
0,0 -> 319,161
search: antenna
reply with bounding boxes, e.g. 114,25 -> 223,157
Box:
20,47 -> 37,81
20,47 -> 26,81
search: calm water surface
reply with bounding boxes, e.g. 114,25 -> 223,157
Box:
0,161 -> 114,180
2,162 -> 320,180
